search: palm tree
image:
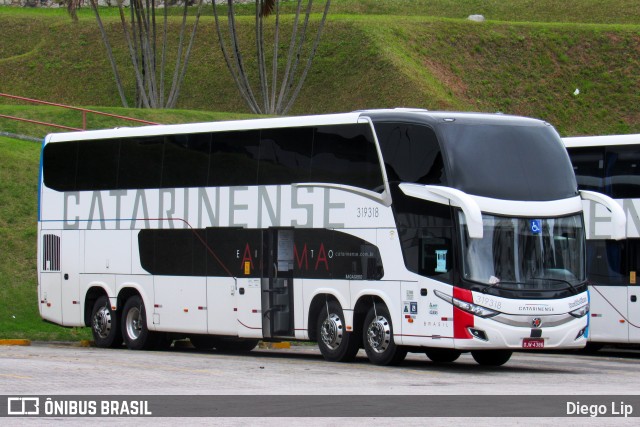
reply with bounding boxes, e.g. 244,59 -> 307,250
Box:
213,0 -> 331,115
67,0 -> 204,109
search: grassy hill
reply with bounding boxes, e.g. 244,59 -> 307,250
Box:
0,1 -> 639,341
1,2 -> 639,136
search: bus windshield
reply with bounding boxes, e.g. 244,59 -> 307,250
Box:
459,213 -> 585,292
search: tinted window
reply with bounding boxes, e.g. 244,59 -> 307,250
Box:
258,127 -> 313,185
391,186 -> 453,283
118,136 -> 163,189
77,139 -> 119,191
374,122 -> 446,185
440,123 -> 578,201
310,124 -> 383,192
139,228 -> 383,280
162,133 -> 211,188
567,147 -> 605,193
138,229 -> 207,276
586,240 -> 628,286
209,130 -> 260,187
607,146 -> 640,198
43,141 -> 78,191
43,124 -> 384,192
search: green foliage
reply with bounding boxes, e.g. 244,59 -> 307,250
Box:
0,105 -> 255,140
0,136 -> 79,340
1,5 -> 638,136
4,1 -> 638,24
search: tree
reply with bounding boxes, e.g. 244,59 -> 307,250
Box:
213,0 -> 331,115
67,0 -> 204,109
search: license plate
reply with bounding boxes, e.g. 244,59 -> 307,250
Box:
522,338 -> 545,349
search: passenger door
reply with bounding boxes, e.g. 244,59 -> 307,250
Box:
261,228 -> 295,338
586,240 -> 629,343
589,285 -> 629,343
234,230 -> 264,338
626,241 -> 640,343
627,284 -> 640,343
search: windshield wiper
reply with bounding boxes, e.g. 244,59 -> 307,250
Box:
530,276 -> 580,295
481,280 -> 527,293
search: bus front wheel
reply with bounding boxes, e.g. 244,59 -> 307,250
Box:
121,295 -> 156,350
316,300 -> 359,362
363,304 -> 406,366
90,295 -> 122,348
471,350 -> 512,366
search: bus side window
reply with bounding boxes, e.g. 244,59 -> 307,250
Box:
311,124 -> 384,192
567,147 -> 604,193
162,133 -> 211,189
258,127 -> 313,185
374,122 -> 446,185
419,230 -> 453,283
587,240 -> 628,286
118,136 -> 163,189
606,145 -> 640,199
77,139 -> 119,191
209,130 -> 261,187
43,141 -> 78,192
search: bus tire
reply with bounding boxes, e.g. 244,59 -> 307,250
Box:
471,350 -> 512,366
425,349 -> 462,363
90,295 -> 122,348
213,337 -> 259,353
121,295 -> 156,351
363,304 -> 406,366
190,335 -> 217,350
316,300 -> 359,362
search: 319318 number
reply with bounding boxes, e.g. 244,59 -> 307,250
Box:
357,207 -> 379,218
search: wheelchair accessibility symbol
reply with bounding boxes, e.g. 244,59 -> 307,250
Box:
530,219 -> 542,234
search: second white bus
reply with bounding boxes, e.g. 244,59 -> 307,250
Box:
565,134 -> 640,349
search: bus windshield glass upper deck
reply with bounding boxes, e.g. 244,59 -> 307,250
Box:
438,121 -> 578,201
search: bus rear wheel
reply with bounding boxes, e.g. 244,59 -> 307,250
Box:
91,295 -> 122,348
121,295 -> 156,350
317,300 -> 359,362
363,304 -> 406,366
425,349 -> 461,363
471,350 -> 512,366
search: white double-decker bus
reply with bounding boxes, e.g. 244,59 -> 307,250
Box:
38,109 -> 620,366
564,134 -> 640,349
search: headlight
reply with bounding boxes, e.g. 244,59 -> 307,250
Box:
434,290 -> 500,318
569,303 -> 590,318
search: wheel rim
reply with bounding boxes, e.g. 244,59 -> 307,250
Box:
367,315 -> 391,354
92,305 -> 112,339
320,313 -> 343,350
125,306 -> 142,340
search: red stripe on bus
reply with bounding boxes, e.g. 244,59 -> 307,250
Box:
453,287 -> 474,339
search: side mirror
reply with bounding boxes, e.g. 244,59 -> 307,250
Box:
579,190 -> 626,240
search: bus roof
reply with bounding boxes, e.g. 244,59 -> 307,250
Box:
45,112 -> 363,144
44,109 -> 548,144
563,134 -> 640,148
